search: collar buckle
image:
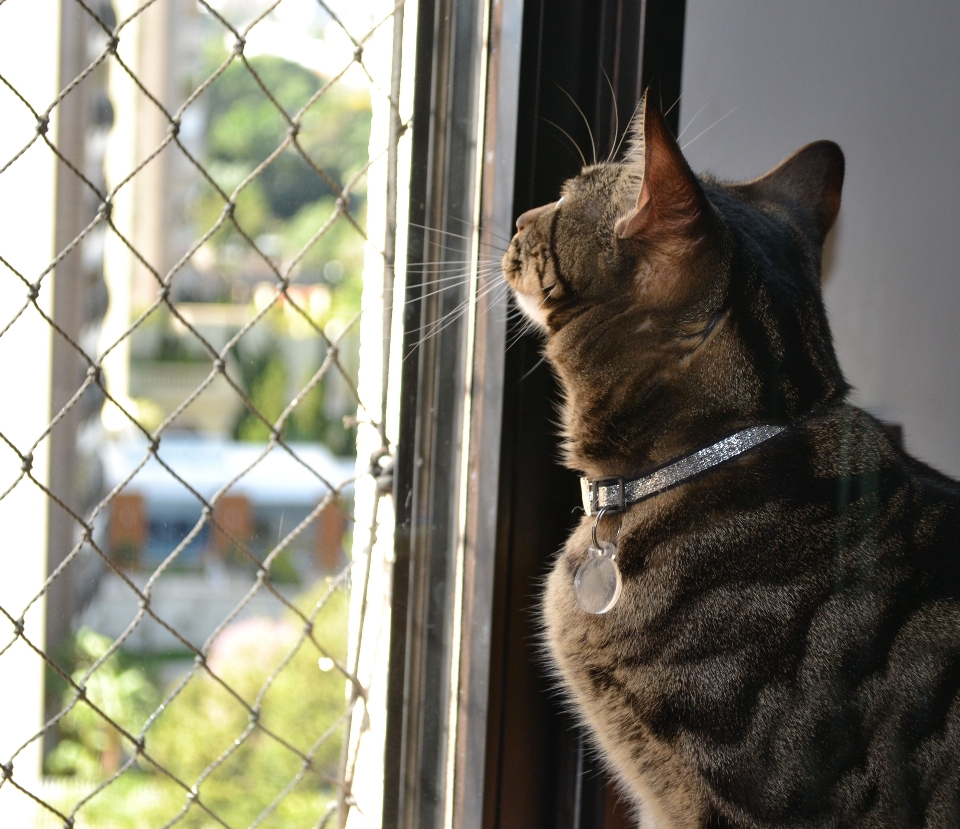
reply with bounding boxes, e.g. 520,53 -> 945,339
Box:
581,475 -> 625,517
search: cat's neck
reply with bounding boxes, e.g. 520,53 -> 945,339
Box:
547,282 -> 847,477
561,389 -> 755,479
549,306 -> 773,478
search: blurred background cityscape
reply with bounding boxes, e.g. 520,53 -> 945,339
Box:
71,0 -> 370,652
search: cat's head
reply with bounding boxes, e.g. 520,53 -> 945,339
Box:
502,94 -> 848,474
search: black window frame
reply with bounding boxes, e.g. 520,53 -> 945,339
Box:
387,2 -> 687,827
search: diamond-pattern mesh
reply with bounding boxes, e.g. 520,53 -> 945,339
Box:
0,0 -> 404,825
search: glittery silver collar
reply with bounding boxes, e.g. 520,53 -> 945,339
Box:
580,424 -> 787,516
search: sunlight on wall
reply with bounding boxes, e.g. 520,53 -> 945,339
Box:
345,0 -> 417,823
98,0 -> 142,433
0,0 -> 61,821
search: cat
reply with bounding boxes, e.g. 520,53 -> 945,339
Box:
502,93 -> 960,828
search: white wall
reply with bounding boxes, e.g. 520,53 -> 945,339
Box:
0,0 -> 60,819
680,0 -> 960,476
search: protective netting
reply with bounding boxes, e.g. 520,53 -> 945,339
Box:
0,0 -> 405,825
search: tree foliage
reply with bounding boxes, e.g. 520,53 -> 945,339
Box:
197,53 -> 371,263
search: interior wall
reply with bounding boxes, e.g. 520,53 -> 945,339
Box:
679,0 -> 960,476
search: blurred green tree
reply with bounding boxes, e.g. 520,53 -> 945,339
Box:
197,52 -> 371,278
47,584 -> 350,829
47,628 -> 160,780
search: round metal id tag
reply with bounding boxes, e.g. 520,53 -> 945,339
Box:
574,540 -> 622,614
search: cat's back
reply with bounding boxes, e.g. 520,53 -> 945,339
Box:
544,406 -> 960,827
719,406 -> 960,825
798,405 -> 960,592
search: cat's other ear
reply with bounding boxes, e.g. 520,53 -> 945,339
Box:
737,141 -> 845,241
615,95 -> 710,245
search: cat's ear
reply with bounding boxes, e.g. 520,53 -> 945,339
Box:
615,94 -> 709,244
738,142 -> 845,240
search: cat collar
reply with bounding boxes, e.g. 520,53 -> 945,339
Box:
580,425 -> 787,517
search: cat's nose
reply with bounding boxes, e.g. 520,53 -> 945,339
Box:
515,202 -> 556,231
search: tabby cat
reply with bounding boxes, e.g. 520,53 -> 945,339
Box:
502,94 -> 960,827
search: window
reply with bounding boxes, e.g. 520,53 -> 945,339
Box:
0,0 -> 688,826
0,0 -> 409,825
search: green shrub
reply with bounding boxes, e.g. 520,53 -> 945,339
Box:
47,628 -> 160,780
48,582 -> 350,829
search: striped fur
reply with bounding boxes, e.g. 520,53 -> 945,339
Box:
503,96 -> 960,827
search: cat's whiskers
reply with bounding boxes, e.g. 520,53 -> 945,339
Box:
407,282 -> 508,358
417,240 -> 507,261
504,322 -> 529,355
396,218 -> 522,361
401,268 -> 498,308
675,102 -> 709,142
518,353 -> 549,383
408,220 -> 512,252
680,104 -> 740,152
401,291 -> 479,343
555,84 -> 598,166
600,65 -> 620,164
376,257 -> 501,312
367,229 -> 501,310
662,91 -> 684,121
504,295 -> 544,355
400,269 -> 509,359
542,117 -> 588,169
406,260 -> 500,276
442,213 -> 516,248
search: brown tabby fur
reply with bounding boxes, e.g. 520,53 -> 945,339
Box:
502,94 -> 960,828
